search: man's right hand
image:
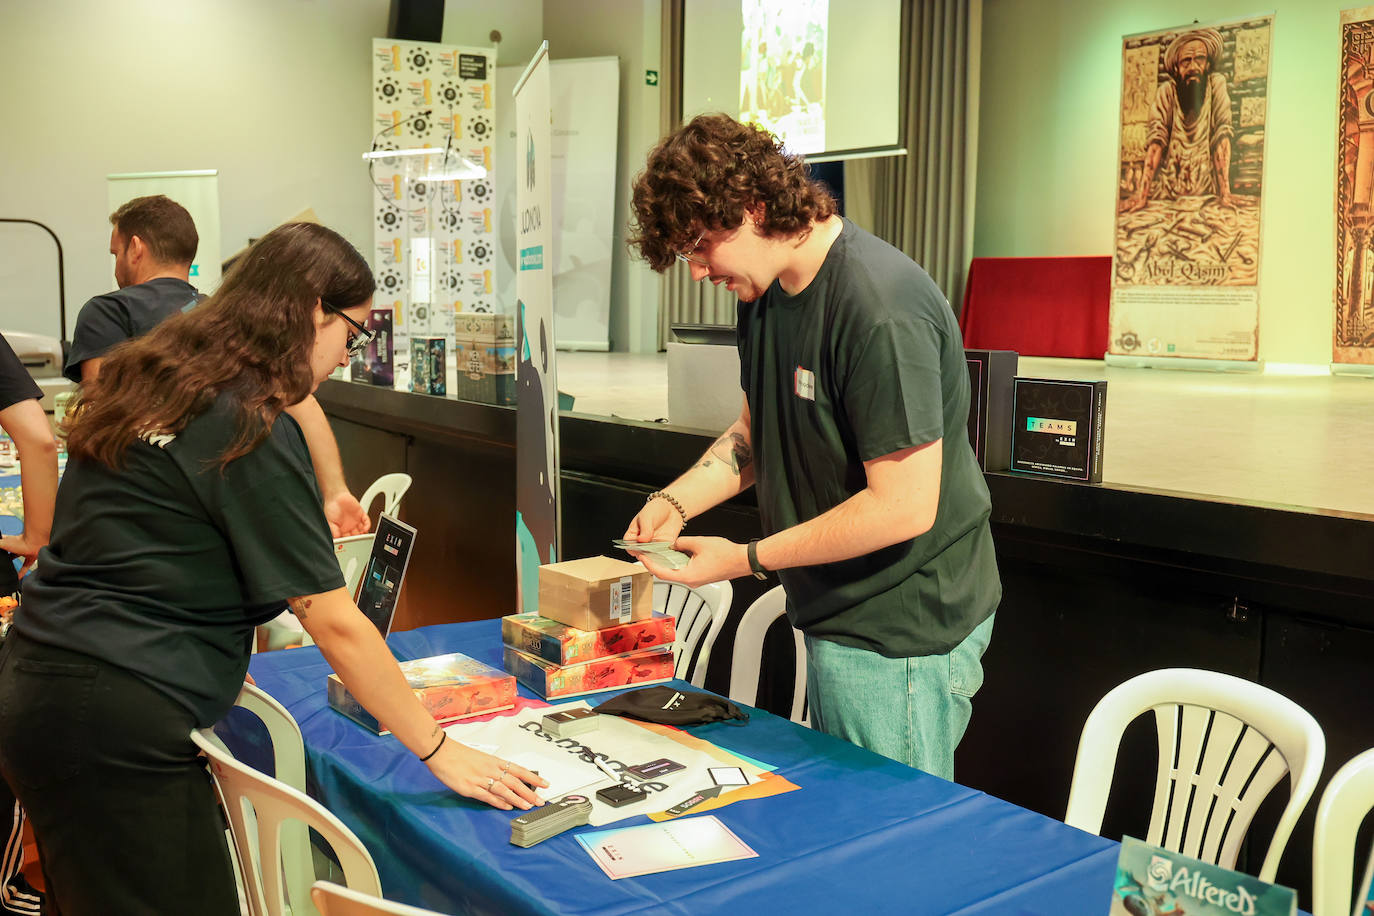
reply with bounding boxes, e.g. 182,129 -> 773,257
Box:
623,496 -> 684,544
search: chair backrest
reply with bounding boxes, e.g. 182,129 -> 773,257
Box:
193,728 -> 381,916
1312,748 -> 1374,916
358,473 -> 413,519
1064,667 -> 1325,882
227,684 -> 315,915
310,881 -> 449,916
653,579 -> 733,687
728,585 -> 807,725
334,534 -> 376,602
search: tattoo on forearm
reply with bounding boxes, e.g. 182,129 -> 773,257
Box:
287,597 -> 312,620
705,432 -> 752,475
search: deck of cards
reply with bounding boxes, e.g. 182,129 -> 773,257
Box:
611,539 -> 690,570
509,793 -> 593,848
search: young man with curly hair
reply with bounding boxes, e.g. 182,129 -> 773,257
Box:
623,114 -> 1000,779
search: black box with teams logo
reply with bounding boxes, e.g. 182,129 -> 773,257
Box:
1010,378 -> 1107,483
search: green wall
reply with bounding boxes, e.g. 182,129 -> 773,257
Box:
975,0 -> 1344,366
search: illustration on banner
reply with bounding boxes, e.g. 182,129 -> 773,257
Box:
1110,17 -> 1271,361
1334,8 -> 1374,364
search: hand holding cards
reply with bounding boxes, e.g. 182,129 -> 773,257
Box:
611,539 -> 690,570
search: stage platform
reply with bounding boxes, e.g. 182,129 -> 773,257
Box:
556,351 -> 1374,519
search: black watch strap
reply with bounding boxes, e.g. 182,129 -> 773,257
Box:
747,538 -> 768,580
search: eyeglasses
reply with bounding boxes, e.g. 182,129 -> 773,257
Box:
675,232 -> 709,267
329,307 -> 375,357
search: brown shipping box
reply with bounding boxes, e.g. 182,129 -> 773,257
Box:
537,556 -> 653,630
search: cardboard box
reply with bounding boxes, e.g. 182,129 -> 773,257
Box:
964,349 -> 1017,470
327,652 -> 516,734
503,644 -> 674,699
1010,377 -> 1107,483
453,312 -> 516,405
537,556 -> 653,630
501,612 -> 676,666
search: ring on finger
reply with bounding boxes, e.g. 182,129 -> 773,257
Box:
486,776 -> 496,790
500,761 -> 512,774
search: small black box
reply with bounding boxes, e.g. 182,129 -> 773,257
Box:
964,349 -> 1018,470
1010,378 -> 1107,483
595,783 -> 648,807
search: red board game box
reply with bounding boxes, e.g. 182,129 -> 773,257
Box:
503,644 -> 674,700
501,612 -> 676,666
327,652 -> 516,734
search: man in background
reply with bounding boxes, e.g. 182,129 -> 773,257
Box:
63,195 -> 203,385
66,196 -> 369,535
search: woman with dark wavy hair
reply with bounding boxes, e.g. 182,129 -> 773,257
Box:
0,223 -> 545,915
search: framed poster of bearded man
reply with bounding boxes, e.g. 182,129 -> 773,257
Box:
1109,16 -> 1272,366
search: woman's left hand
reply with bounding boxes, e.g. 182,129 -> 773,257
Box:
425,740 -> 548,810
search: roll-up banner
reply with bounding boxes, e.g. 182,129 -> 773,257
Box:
513,41 -> 560,614
1108,15 -> 1273,369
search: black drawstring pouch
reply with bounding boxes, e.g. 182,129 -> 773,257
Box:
595,686 -> 749,726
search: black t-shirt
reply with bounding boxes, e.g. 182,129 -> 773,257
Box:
0,335 -> 42,410
737,219 -> 1001,657
63,277 -> 202,383
18,396 -> 344,725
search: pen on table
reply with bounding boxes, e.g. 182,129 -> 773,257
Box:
590,755 -> 619,782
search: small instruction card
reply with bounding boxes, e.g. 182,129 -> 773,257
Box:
1109,836 -> 1296,916
576,815 -> 757,880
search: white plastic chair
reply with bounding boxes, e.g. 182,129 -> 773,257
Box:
310,881 -> 449,916
1312,748 -> 1374,916
358,473 -> 412,519
653,578 -> 733,687
1064,668 -> 1325,882
193,728 -> 381,916
728,585 -> 808,726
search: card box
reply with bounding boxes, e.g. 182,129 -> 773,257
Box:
409,336 -> 446,396
1010,377 -> 1107,483
503,644 -> 673,700
327,652 -> 516,734
964,349 -> 1017,470
537,557 -> 653,630
501,612 -> 676,666
453,313 -> 516,405
1110,836 -> 1296,916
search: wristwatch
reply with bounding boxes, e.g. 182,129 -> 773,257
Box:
747,538 -> 768,580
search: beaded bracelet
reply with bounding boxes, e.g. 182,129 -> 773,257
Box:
647,490 -> 688,529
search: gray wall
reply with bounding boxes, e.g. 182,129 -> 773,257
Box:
0,0 -> 390,342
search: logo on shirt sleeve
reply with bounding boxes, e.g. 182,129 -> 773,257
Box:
794,366 -> 816,401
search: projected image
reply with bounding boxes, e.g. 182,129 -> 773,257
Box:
740,0 -> 827,153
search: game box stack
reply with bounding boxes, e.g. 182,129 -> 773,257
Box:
452,313 -> 516,405
501,556 -> 675,699
327,651 -> 516,734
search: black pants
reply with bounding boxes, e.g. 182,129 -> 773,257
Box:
0,634 -> 238,916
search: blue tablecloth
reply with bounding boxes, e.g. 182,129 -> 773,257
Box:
235,621 -> 1122,915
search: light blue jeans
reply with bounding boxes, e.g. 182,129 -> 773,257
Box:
804,613 -> 996,780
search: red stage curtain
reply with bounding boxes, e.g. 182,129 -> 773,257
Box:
959,257 -> 1111,359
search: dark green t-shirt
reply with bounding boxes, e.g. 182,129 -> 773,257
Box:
18,396 -> 344,725
737,219 -> 1000,657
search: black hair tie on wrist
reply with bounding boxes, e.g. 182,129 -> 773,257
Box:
419,731 -> 446,762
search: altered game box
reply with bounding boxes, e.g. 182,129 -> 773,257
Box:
503,645 -> 674,700
327,652 -> 516,734
537,556 -> 653,631
501,612 -> 676,666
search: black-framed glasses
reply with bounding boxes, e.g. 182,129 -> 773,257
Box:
329,307 -> 375,357
675,232 -> 708,267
